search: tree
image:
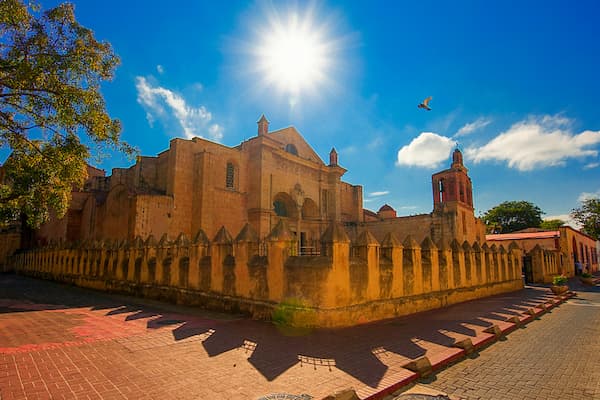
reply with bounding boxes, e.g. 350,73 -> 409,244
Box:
0,0 -> 134,228
571,197 -> 600,239
540,219 -> 565,230
482,201 -> 544,233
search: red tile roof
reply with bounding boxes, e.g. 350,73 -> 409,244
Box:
486,231 -> 560,241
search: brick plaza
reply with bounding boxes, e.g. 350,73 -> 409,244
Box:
3,274 -> 595,399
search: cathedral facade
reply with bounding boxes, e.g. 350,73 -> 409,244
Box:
36,116 -> 484,250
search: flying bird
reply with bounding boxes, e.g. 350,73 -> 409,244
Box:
418,96 -> 432,111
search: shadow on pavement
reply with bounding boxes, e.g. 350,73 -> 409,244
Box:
0,273 -> 560,389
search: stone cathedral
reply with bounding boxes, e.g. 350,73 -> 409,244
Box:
17,115 -> 532,327
37,115 -> 485,249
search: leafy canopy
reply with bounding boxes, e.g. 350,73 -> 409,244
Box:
482,200 -> 544,233
571,197 -> 600,240
540,219 -> 565,230
0,0 -> 135,228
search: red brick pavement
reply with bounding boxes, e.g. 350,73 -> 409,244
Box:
0,275 -> 564,400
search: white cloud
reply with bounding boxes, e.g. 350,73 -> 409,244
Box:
367,137 -> 384,150
540,114 -> 571,127
339,145 -> 358,155
465,115 -> 600,171
544,214 -> 581,229
398,205 -> 419,210
208,124 -> 224,139
396,132 -> 456,168
578,189 -> 600,202
156,65 -> 164,74
145,112 -> 155,127
454,117 -> 491,137
584,162 -> 599,169
135,76 -> 223,141
368,191 -> 389,197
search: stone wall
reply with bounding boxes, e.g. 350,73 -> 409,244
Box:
529,245 -> 561,283
358,214 -> 434,244
12,221 -> 524,327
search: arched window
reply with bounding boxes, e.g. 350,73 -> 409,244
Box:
273,200 -> 288,217
272,192 -> 298,218
226,162 -> 235,189
301,198 -> 319,219
285,144 -> 298,156
466,184 -> 473,206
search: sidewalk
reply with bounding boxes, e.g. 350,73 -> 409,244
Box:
391,276 -> 600,400
0,273 -> 574,400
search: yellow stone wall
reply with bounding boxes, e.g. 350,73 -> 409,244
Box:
13,222 -> 524,328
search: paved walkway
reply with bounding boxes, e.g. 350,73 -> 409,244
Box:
0,274 -> 576,400
393,279 -> 600,400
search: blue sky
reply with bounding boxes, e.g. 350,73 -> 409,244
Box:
37,1 -> 600,222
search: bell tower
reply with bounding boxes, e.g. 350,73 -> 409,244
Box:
432,148 -> 473,210
430,148 -> 482,244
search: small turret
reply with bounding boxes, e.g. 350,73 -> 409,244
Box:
257,114 -> 269,136
329,148 -> 338,166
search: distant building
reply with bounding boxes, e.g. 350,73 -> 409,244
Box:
351,148 -> 486,246
486,226 -> 599,283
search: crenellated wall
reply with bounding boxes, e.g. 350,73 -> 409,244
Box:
12,220 -> 524,327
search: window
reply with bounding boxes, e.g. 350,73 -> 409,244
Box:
273,200 -> 288,217
226,162 -> 235,189
467,185 -> 473,206
285,143 -> 298,156
301,198 -> 319,219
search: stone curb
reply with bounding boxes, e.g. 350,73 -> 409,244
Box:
326,291 -> 572,400
361,373 -> 420,400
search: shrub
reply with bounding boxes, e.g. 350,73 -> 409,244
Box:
552,275 -> 568,286
581,272 -> 593,278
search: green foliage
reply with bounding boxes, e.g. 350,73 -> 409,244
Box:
482,201 -> 544,233
0,0 -> 135,228
272,298 -> 305,325
552,275 -> 568,286
271,298 -> 315,328
580,272 -> 592,279
571,197 -> 600,240
540,219 -> 565,230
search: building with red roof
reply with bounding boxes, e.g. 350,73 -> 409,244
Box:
486,226 -> 598,283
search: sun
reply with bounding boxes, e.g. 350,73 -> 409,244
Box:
254,10 -> 334,101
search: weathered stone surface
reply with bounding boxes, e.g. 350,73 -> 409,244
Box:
321,223 -> 350,243
322,388 -> 359,400
403,356 -> 433,378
